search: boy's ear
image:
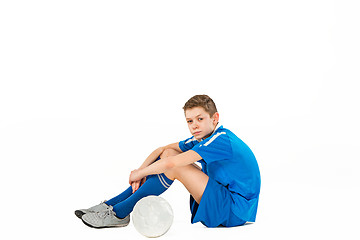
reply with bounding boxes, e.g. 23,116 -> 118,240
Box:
212,112 -> 220,123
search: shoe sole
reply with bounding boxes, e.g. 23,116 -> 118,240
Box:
81,219 -> 130,229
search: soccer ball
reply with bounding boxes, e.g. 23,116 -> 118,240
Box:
132,196 -> 174,238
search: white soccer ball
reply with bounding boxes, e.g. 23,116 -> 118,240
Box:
132,196 -> 174,238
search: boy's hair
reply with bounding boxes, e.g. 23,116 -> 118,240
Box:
183,95 -> 218,117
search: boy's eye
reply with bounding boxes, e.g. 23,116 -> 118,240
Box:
198,118 -> 203,121
187,120 -> 193,123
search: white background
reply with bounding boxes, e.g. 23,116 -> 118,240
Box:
1,1 -> 359,239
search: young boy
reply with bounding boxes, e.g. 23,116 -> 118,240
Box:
75,95 -> 261,228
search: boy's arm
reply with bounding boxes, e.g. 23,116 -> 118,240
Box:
138,142 -> 182,169
130,150 -> 202,183
130,143 -> 184,193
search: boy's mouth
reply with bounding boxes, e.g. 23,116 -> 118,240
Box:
193,131 -> 201,136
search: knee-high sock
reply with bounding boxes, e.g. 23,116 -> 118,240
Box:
105,186 -> 133,206
113,173 -> 173,219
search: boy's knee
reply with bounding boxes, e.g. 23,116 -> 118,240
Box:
164,164 -> 202,182
164,165 -> 185,181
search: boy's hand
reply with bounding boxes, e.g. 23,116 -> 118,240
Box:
129,169 -> 146,193
130,177 -> 146,193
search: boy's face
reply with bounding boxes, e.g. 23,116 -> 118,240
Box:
185,107 -> 219,141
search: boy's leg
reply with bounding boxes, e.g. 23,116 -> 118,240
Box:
112,173 -> 173,218
165,149 -> 209,203
81,149 -> 207,228
165,163 -> 208,204
162,149 -> 209,204
109,150 -> 179,218
75,187 -> 133,219
105,186 -> 133,206
82,172 -> 174,227
101,149 -> 178,207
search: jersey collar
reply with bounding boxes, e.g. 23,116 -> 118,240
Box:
200,123 -> 223,141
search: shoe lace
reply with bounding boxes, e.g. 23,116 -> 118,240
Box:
97,206 -> 115,219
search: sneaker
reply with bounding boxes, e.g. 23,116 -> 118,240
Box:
74,201 -> 110,219
81,206 -> 130,228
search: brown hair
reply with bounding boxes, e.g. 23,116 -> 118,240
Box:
183,95 -> 218,116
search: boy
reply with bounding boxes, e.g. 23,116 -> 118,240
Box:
75,95 -> 261,228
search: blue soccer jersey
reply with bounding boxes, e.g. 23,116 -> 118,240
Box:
179,125 -> 261,222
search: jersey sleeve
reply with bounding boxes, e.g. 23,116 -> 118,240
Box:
191,131 -> 233,164
179,136 -> 198,152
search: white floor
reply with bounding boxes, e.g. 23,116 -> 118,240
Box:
66,179 -> 359,240
2,151 -> 358,240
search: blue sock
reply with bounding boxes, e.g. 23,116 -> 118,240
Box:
112,173 -> 173,219
105,157 -> 164,206
105,186 -> 133,206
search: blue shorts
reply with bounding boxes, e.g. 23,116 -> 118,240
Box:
190,178 -> 246,228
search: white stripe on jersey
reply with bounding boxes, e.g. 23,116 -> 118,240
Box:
185,137 -> 197,144
203,132 -> 226,147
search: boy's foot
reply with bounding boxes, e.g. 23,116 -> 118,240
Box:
81,206 -> 130,228
74,201 -> 110,219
